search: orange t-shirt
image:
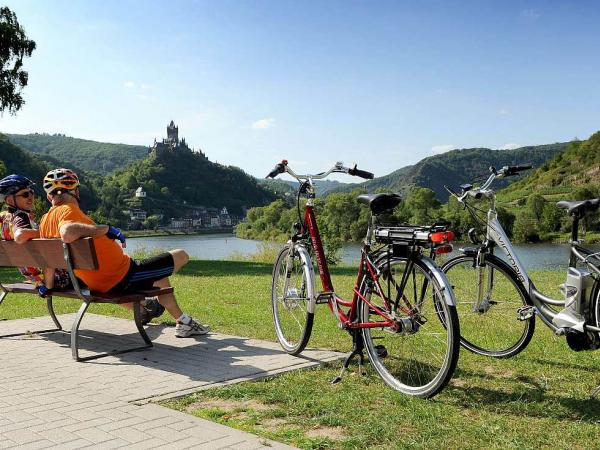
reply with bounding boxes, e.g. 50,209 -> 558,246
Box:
39,203 -> 131,293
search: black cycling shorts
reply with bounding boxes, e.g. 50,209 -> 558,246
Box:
111,252 -> 175,292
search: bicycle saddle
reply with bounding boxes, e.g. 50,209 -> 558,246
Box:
357,193 -> 402,215
556,198 -> 600,216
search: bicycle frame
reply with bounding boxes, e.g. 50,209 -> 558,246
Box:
303,202 -> 396,329
483,205 -> 600,334
302,200 -> 456,329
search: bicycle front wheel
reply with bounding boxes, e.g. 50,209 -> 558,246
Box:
360,255 -> 460,398
443,254 -> 535,358
271,244 -> 315,355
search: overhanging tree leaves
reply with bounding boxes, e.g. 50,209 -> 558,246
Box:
0,7 -> 36,115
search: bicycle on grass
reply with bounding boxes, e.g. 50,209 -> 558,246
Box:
443,165 -> 600,368
266,160 -> 460,398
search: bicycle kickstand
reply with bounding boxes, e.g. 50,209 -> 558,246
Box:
331,329 -> 365,384
590,383 -> 600,399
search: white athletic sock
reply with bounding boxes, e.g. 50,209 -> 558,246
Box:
177,314 -> 191,324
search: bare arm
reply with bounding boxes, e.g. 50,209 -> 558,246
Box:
59,223 -> 109,243
13,228 -> 39,244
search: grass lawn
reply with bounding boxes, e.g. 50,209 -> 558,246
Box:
2,260 -> 600,449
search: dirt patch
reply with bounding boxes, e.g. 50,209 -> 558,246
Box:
186,398 -> 274,413
260,417 -> 289,431
484,366 -> 496,375
305,426 -> 346,441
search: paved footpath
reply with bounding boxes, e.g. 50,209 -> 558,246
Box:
0,314 -> 343,449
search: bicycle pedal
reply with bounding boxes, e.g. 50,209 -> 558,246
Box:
517,306 -> 535,321
316,291 -> 334,304
374,344 -> 388,358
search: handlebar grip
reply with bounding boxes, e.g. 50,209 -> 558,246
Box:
513,164 -> 533,171
504,164 -> 533,176
266,163 -> 285,178
348,165 -> 374,179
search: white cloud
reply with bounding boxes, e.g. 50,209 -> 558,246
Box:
431,144 -> 456,154
499,109 -> 509,115
499,143 -> 520,150
252,118 -> 275,130
123,81 -> 135,88
521,9 -> 541,20
140,83 -> 151,90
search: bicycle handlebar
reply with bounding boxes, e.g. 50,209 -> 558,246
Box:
266,160 -> 374,182
348,164 -> 374,180
266,161 -> 287,178
447,163 -> 534,203
489,164 -> 533,177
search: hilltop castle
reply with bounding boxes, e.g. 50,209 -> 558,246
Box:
149,120 -> 206,159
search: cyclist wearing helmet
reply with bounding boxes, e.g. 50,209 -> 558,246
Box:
0,174 -> 70,289
36,168 -> 209,337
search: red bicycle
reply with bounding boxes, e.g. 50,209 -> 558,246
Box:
267,160 -> 460,398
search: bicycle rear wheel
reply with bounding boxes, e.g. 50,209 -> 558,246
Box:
360,255 -> 460,398
271,244 -> 315,355
442,254 -> 534,358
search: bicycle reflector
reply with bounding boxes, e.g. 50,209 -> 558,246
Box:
430,231 -> 455,243
435,244 -> 453,255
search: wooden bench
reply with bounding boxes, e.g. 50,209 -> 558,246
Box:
0,238 -> 172,361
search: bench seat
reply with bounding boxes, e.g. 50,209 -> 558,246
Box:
3,282 -> 174,304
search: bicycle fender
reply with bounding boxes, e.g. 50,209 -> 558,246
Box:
293,243 -> 317,314
418,255 -> 457,306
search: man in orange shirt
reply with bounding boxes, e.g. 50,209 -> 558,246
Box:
38,168 -> 209,338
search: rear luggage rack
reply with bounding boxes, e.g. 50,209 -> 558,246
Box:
374,223 -> 454,246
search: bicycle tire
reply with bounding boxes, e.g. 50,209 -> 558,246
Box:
442,253 -> 535,358
271,244 -> 315,355
360,255 -> 460,398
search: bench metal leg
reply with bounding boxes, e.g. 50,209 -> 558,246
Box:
133,301 -> 153,346
47,296 -> 63,330
71,300 -> 153,362
0,293 -> 64,339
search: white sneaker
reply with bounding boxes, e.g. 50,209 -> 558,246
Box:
175,317 -> 210,338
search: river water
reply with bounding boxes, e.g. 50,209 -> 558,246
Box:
124,233 -> 599,270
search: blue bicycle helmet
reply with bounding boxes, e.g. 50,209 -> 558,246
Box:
0,174 -> 35,202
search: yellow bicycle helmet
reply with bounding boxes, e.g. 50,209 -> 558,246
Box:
43,168 -> 80,194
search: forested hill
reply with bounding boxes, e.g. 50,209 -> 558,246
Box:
97,145 -> 275,222
0,134 -> 100,211
334,142 -> 568,201
500,132 -> 600,204
6,133 -> 148,175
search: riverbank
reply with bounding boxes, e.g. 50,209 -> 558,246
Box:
2,262 -> 597,449
125,227 -> 233,238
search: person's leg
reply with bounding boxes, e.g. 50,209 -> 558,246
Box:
153,249 -> 188,318
153,278 -> 182,319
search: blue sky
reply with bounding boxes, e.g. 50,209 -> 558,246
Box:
1,0 -> 599,179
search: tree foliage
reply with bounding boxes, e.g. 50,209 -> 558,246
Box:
0,7 -> 36,115
7,133 -> 149,174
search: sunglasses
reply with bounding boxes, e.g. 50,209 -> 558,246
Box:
15,190 -> 35,199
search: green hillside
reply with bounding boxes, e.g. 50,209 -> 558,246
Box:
491,132 -> 600,242
97,144 -> 276,224
500,132 -> 600,203
0,133 -> 50,186
334,143 -> 568,201
0,133 -> 100,212
6,133 -> 148,175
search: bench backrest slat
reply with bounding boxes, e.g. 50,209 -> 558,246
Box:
0,238 -> 99,270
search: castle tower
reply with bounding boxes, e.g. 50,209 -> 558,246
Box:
167,120 -> 179,144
